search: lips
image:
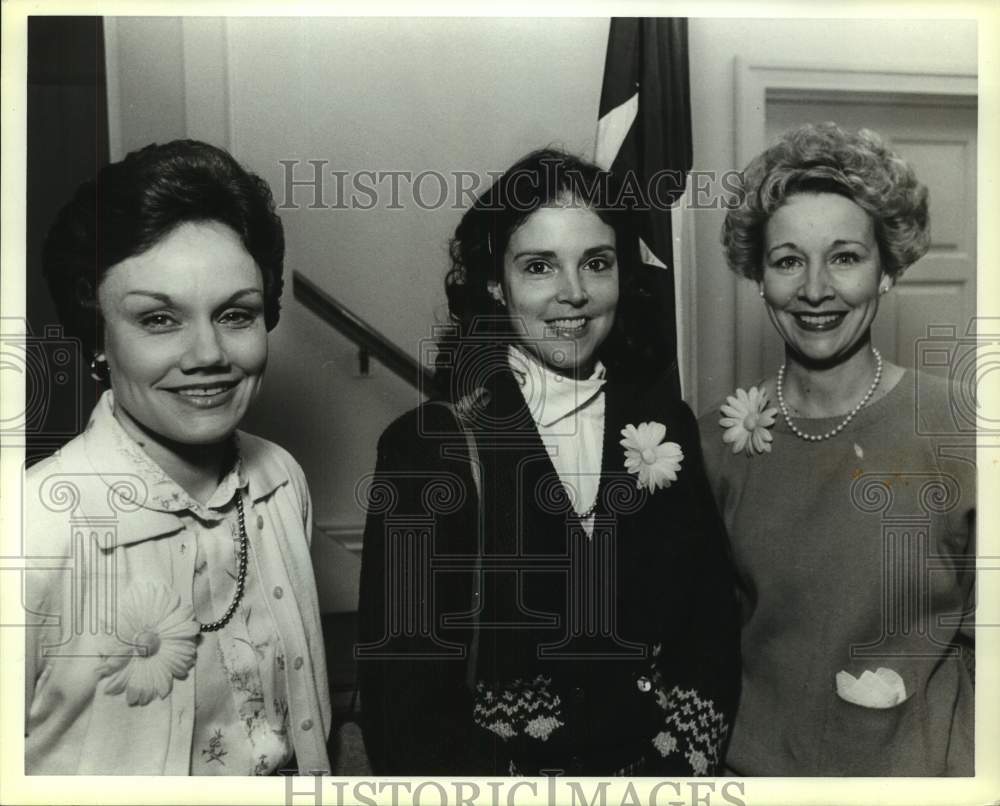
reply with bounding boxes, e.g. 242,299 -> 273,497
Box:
164,380 -> 241,408
791,312 -> 847,332
545,317 -> 589,335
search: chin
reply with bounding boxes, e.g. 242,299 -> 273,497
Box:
168,415 -> 243,446
552,354 -> 597,377
789,343 -> 856,366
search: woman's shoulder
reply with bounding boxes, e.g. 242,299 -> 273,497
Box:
620,372 -> 701,428
237,430 -> 301,471
694,379 -> 776,487
236,431 -> 312,505
695,378 -> 775,444
697,377 -> 775,419
903,368 -> 967,430
24,434 -> 97,554
26,425 -> 95,477
378,399 -> 464,450
855,366 -> 968,443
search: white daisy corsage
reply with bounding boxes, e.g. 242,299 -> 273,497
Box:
620,421 -> 684,492
719,386 -> 778,456
97,581 -> 199,706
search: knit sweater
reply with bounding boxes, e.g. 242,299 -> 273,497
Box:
698,369 -> 975,776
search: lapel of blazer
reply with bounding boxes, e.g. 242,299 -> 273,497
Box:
597,372 -> 631,513
476,367 -> 570,558
595,373 -> 664,553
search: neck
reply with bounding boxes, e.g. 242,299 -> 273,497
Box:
112,403 -> 234,505
780,338 -> 879,418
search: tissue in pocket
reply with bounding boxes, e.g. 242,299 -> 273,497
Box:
835,667 -> 907,708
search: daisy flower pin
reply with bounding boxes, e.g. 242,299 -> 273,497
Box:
720,386 -> 778,456
97,581 -> 199,706
620,422 -> 684,492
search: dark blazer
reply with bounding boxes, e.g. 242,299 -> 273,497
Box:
357,366 -> 739,776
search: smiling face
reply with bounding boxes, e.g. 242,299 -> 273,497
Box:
762,192 -> 885,366
98,220 -> 268,454
496,201 -> 619,378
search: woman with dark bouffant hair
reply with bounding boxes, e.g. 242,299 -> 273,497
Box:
25,140 -> 330,775
358,148 -> 739,776
699,122 -> 975,775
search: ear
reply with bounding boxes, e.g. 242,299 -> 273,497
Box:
487,281 -> 506,306
878,274 -> 894,295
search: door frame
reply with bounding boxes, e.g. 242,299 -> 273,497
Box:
731,58 -> 977,386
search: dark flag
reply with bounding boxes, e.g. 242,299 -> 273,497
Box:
595,17 -> 693,399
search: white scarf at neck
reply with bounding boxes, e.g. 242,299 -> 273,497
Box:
508,345 -> 607,428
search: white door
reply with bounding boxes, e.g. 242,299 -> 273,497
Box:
747,92 -> 978,378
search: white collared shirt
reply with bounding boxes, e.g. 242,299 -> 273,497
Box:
508,346 -> 607,535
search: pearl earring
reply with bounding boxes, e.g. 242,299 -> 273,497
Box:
89,354 -> 110,384
758,285 -> 765,298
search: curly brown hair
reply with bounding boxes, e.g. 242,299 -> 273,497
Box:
722,122 -> 930,282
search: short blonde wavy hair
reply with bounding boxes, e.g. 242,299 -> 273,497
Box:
722,122 -> 930,282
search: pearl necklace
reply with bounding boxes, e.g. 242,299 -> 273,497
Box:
198,493 -> 249,632
776,347 -> 883,442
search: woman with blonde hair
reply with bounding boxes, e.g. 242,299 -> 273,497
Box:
701,122 -> 975,775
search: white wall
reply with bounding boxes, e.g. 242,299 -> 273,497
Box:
106,17 -> 187,156
686,17 -> 977,412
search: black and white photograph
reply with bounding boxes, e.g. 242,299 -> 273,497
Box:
1,1 -> 997,804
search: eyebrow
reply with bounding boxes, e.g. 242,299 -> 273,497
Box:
766,239 -> 868,257
123,287 -> 263,304
511,244 -> 616,261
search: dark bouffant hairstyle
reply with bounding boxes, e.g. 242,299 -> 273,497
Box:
436,147 -> 662,399
43,139 -> 285,356
722,122 -> 930,282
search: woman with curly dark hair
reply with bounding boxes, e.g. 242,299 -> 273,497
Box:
25,140 -> 330,775
699,122 -> 975,775
358,148 -> 740,775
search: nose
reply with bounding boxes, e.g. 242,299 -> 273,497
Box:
798,261 -> 834,305
557,268 -> 589,307
180,321 -> 227,371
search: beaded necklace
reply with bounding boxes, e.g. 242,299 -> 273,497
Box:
776,347 -> 883,442
197,493 -> 249,632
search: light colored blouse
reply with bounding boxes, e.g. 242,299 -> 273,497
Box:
24,391 -> 331,775
509,346 -> 607,535
185,483 -> 293,774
